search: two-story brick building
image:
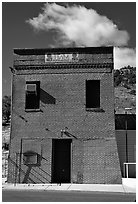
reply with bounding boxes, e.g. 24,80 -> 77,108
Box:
8,47 -> 122,184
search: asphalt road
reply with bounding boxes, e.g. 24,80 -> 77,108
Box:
2,190 -> 136,202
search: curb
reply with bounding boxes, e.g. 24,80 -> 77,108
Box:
2,178 -> 136,194
2,183 -> 136,193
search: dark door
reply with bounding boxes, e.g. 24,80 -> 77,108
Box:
52,139 -> 71,183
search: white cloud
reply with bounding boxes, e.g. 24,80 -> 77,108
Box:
27,3 -> 130,47
26,3 -> 136,69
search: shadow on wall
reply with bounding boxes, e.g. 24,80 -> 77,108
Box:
8,153 -> 51,184
22,151 -> 51,183
40,89 -> 56,104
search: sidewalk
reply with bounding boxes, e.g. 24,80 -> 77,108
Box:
2,178 -> 136,194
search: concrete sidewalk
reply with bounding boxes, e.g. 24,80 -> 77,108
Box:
2,178 -> 136,194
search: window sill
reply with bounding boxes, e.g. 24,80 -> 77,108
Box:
86,108 -> 105,112
25,109 -> 41,112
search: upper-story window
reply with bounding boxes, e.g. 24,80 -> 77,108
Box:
86,80 -> 100,109
25,81 -> 40,111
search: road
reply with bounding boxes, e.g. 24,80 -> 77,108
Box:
2,189 -> 136,202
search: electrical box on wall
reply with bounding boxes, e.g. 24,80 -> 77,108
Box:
23,151 -> 40,166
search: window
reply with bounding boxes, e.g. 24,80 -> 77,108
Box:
123,163 -> 136,178
25,81 -> 40,110
86,80 -> 100,109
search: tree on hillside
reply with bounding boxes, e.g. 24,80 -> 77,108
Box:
114,66 -> 136,87
114,69 -> 122,87
2,95 -> 11,123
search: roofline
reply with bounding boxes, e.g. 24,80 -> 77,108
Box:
13,46 -> 114,55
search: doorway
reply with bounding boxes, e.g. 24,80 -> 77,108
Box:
52,139 -> 72,183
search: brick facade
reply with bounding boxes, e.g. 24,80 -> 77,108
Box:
8,47 -> 122,184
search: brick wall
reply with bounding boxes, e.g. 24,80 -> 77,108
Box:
8,47 -> 122,184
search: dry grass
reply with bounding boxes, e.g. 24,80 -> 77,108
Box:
115,86 -> 136,114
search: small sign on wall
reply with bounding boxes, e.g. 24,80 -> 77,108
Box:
45,53 -> 79,63
45,53 -> 113,64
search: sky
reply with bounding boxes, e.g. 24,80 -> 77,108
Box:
2,2 -> 136,96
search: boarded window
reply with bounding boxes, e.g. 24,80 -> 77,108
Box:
86,80 -> 100,108
25,81 -> 40,110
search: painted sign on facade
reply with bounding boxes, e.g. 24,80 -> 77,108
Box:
45,53 -> 113,64
45,53 -> 79,63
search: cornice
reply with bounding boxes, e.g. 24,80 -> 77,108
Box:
14,63 -> 113,70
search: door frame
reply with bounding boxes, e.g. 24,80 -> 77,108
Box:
51,139 -> 72,183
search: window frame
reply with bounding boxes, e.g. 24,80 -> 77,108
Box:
25,81 -> 40,112
86,80 -> 101,111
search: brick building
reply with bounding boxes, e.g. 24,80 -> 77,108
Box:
8,47 -> 122,184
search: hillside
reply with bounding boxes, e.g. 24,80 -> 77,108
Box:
115,86 -> 136,114
114,66 -> 136,114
